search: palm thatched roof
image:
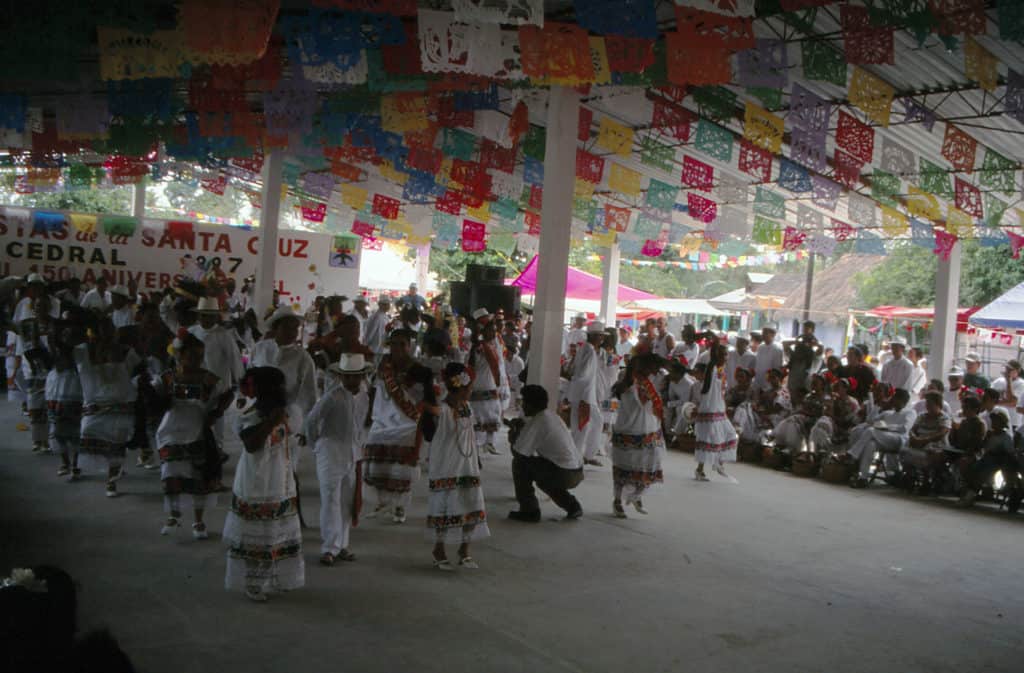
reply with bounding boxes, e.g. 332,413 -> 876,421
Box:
778,254 -> 886,323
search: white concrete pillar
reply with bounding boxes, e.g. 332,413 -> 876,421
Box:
527,86 -> 579,404
599,241 -> 621,327
928,241 -> 961,380
415,244 -> 431,296
254,150 -> 284,326
132,179 -> 146,219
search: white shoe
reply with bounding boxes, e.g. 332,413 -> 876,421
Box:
245,587 -> 268,602
105,482 -> 118,498
160,518 -> 179,536
392,507 -> 406,524
192,523 -> 209,540
484,443 -> 500,455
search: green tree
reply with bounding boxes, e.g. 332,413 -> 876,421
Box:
0,186 -> 132,214
854,241 -> 1024,309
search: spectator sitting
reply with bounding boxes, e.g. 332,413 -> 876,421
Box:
959,408 -> 1019,509
848,388 -> 916,488
900,391 -> 952,494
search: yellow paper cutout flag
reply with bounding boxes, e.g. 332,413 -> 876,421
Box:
965,37 -> 998,92
849,67 -> 894,127
70,213 -> 97,233
574,178 -> 595,199
945,205 -> 973,238
743,102 -> 784,153
906,186 -> 940,222
880,205 -> 907,237
609,163 -> 641,196
597,117 -> 633,158
588,37 -> 612,86
591,229 -> 616,247
342,184 -> 367,210
380,94 -> 429,133
467,201 -> 491,222
378,160 -> 409,186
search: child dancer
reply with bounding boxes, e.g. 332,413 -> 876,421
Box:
155,331 -> 232,539
46,325 -> 83,480
224,367 -> 304,602
75,319 -> 141,497
305,353 -> 370,566
694,341 -> 739,481
609,352 -> 667,518
425,363 -> 490,570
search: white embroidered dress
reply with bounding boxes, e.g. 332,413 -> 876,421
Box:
694,369 -> 738,467
610,380 -> 666,504
425,403 -> 490,544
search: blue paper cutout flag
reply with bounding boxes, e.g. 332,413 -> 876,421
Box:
910,218 -> 933,249
855,230 -> 887,255
524,157 -> 544,185
0,94 -> 26,132
573,0 -> 658,39
33,211 -> 66,234
778,158 -> 811,193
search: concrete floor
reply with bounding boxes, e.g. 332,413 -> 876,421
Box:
1,400 -> 1022,673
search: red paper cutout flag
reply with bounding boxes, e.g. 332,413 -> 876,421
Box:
528,184 -> 543,210
929,0 -> 987,36
604,36 -> 655,73
404,122 -> 439,150
933,229 -> 957,261
578,107 -> 593,142
407,146 -> 443,174
524,211 -> 542,236
682,155 -> 714,191
834,150 -> 864,190
1008,231 -> 1024,259
518,22 -> 594,83
942,125 -> 977,173
352,219 -> 376,238
651,99 -> 692,141
841,5 -> 894,65
381,23 -> 423,76
738,140 -> 772,182
605,205 -> 631,232
687,193 -> 718,224
480,139 -> 516,174
508,101 -> 529,146
576,149 -> 605,184
372,194 -> 400,220
783,226 -> 808,251
200,175 -> 227,195
666,33 -> 732,86
954,177 -> 983,217
642,239 -> 665,257
166,221 -> 195,246
674,7 -> 755,49
301,201 -> 327,223
830,218 -> 855,241
836,111 -> 874,163
461,219 -> 486,252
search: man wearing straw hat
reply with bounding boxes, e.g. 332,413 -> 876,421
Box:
305,353 -> 371,566
567,321 -> 608,467
189,296 -> 245,449
363,295 -> 392,365
880,337 -> 914,393
109,286 -> 136,328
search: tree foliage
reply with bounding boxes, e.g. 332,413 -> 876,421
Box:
0,186 -> 132,214
854,241 -> 1024,309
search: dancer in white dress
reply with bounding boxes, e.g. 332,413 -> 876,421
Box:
13,276 -> 59,452
610,352 -> 667,518
224,367 -> 304,602
74,319 -> 141,497
154,332 -> 232,539
694,341 -> 738,481
424,362 -> 490,570
363,329 -> 429,523
468,310 -> 504,455
46,327 -> 83,479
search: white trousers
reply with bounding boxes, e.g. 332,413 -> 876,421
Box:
848,429 -> 902,479
571,403 -> 604,460
316,452 -> 356,555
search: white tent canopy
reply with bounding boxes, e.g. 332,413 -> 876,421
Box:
621,298 -> 729,316
358,245 -> 438,293
970,281 -> 1024,331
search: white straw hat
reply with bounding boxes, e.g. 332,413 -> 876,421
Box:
267,304 -> 300,327
193,296 -> 222,313
328,353 -> 371,375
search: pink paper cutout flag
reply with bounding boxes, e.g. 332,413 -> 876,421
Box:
461,219 -> 487,252
681,155 -> 714,191
1008,231 -> 1024,260
933,229 -> 957,262
782,226 -> 808,251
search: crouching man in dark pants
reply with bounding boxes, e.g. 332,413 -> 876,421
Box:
507,385 -> 584,522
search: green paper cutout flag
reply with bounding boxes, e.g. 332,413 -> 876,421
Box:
102,215 -> 137,237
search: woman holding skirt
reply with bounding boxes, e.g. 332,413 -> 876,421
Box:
224,367 -> 304,602
694,341 -> 738,481
610,352 -> 666,518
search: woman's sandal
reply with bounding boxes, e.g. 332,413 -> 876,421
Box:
320,553 -> 335,566
633,500 -> 648,515
458,556 -> 479,569
612,501 -> 627,519
245,587 -> 268,602
694,469 -> 710,482
336,549 -> 356,562
160,518 -> 179,536
192,523 -> 209,540
433,558 -> 454,571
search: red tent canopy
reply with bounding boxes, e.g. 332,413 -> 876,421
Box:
509,255 -> 658,302
866,305 -> 980,332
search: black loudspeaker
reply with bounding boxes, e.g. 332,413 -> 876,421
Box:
465,264 -> 506,284
449,281 -> 521,317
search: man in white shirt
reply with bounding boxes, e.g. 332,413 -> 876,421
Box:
251,305 -> 318,443
615,327 -> 635,358
754,325 -> 784,391
725,333 -> 757,390
507,384 -> 584,522
880,339 -> 914,392
848,389 -> 916,486
944,366 -> 965,419
362,296 -> 392,363
351,295 -> 370,340
991,359 -> 1024,433
564,313 -> 588,358
80,276 -> 111,312
907,347 -> 927,396
671,324 -> 700,368
109,286 -> 136,328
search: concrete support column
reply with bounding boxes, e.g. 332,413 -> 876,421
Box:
929,241 -> 962,380
132,179 -> 146,219
415,244 -> 431,296
599,242 -> 621,327
254,150 -> 284,326
526,86 -> 579,404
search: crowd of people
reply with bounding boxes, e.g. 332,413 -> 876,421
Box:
3,273 -> 1023,602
